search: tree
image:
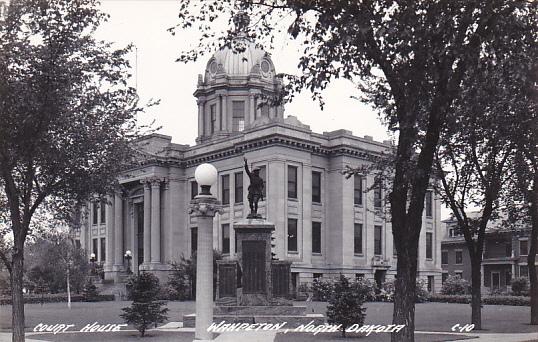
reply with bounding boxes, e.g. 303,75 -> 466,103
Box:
82,278 -> 99,302
120,272 -> 169,337
505,65 -> 538,323
0,1 -> 143,340
173,1 -> 537,340
326,275 -> 372,337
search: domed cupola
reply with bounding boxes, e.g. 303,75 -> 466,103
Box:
194,12 -> 284,144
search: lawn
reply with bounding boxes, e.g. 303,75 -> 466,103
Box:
0,300 -> 534,341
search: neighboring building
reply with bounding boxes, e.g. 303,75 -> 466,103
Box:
73,21 -> 444,293
441,212 -> 530,292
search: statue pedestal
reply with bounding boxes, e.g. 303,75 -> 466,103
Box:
183,219 -> 326,328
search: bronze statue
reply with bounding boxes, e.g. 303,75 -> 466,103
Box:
244,157 -> 264,218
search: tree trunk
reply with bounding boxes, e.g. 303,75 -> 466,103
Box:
11,244 -> 25,342
529,177 -> 538,325
470,258 -> 482,330
392,253 -> 417,342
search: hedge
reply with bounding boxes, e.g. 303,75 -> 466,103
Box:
0,293 -> 115,305
429,294 -> 530,306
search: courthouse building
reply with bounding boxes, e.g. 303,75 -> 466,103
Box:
74,29 -> 443,293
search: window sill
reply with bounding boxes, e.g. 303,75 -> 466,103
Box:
354,253 -> 364,257
287,198 -> 299,202
312,202 -> 322,206
287,251 -> 299,255
312,253 -> 322,256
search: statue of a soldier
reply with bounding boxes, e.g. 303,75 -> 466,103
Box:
244,157 -> 264,219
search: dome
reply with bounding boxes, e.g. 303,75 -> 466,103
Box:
205,40 -> 276,82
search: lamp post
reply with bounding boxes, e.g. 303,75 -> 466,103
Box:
124,250 -> 132,274
90,253 -> 96,276
189,163 -> 221,341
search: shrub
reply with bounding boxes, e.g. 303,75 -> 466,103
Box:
375,279 -> 428,302
441,275 -> 469,295
327,275 -> 369,337
167,257 -> 194,300
415,279 -> 430,303
82,279 -> 99,302
429,294 -> 530,306
312,278 -> 334,301
0,293 -> 114,305
120,272 -> 169,337
511,277 -> 529,296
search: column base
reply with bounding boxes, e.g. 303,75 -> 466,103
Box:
112,264 -> 125,272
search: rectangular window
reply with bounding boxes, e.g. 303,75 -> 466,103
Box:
210,104 -> 216,134
221,175 -> 230,205
92,238 -> 98,257
232,101 -> 245,132
287,218 -> 298,252
427,276 -> 434,293
455,250 -> 463,264
425,190 -> 433,217
374,225 -> 382,255
222,224 -> 230,254
261,103 -> 270,117
312,171 -> 321,203
442,250 -> 448,265
506,243 -> 512,257
442,273 -> 449,284
520,265 -> 529,278
191,227 -> 198,255
506,270 -> 512,284
234,172 -> 243,203
393,237 -> 398,256
92,202 -> 98,225
374,178 -> 382,208
354,175 -> 363,205
520,240 -> 528,256
75,240 -> 81,250
100,237 -> 106,262
191,181 -> 198,199
288,166 -> 297,199
426,232 -> 433,259
100,200 -> 106,224
354,223 -> 363,254
312,222 -> 321,254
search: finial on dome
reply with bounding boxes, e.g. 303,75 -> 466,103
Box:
233,11 -> 250,33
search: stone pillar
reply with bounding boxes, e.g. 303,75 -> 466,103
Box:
249,94 -> 255,126
150,179 -> 161,264
189,196 -> 222,341
104,195 -> 114,273
221,93 -> 227,131
113,190 -> 124,270
215,95 -> 221,132
197,99 -> 205,139
142,181 -> 151,266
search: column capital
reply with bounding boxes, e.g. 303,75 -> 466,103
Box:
189,197 -> 223,218
141,177 -> 166,188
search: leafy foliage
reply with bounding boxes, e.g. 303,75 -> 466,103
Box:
441,275 -> 470,295
326,275 -> 370,337
82,278 -> 99,302
311,278 -> 334,301
511,277 -> 530,297
172,2 -> 538,339
167,256 -> 194,300
376,279 -> 429,303
121,272 -> 169,337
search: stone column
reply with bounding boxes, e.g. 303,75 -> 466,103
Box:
143,181 -> 151,266
221,92 -> 227,131
249,94 -> 255,126
104,195 -> 114,273
150,179 -> 161,264
113,190 -> 124,270
215,95 -> 221,132
197,99 -> 205,139
189,196 -> 222,341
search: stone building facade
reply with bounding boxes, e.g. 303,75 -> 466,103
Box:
74,32 -> 443,292
441,213 -> 531,292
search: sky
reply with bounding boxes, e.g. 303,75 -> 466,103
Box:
96,0 -> 391,146
95,0 -> 450,220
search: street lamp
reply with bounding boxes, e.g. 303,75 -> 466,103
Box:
90,253 -> 96,276
124,250 -> 132,274
189,163 -> 221,341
